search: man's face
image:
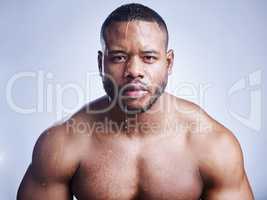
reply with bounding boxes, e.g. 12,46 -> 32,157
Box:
99,20 -> 173,113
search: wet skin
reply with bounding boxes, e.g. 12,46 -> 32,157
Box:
17,21 -> 254,200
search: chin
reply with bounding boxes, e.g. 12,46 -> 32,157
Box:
126,102 -> 146,111
121,95 -> 157,114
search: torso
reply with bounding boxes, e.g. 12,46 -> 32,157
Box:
64,95 -> 206,200
70,124 -> 203,200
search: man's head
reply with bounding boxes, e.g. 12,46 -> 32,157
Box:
100,3 -> 169,50
98,3 -> 174,113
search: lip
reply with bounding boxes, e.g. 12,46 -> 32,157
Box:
123,89 -> 148,98
122,84 -> 148,98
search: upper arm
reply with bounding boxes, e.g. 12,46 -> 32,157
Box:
17,125 -> 77,200
199,127 -> 254,200
17,164 -> 72,200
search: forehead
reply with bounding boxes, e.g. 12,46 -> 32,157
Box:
103,21 -> 167,51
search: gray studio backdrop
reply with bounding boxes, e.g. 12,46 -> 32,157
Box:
0,0 -> 266,199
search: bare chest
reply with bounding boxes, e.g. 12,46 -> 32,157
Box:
71,139 -> 203,200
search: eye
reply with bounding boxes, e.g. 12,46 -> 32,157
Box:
143,55 -> 157,63
110,55 -> 127,63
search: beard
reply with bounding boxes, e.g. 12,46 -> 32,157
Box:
102,76 -> 168,114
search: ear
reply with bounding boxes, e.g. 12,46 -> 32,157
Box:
166,49 -> 174,75
98,50 -> 103,77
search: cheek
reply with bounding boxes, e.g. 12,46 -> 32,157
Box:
103,63 -> 125,84
146,64 -> 168,85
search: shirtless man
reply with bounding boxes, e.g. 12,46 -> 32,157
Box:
17,3 -> 254,200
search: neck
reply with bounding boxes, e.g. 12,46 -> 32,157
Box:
108,93 -> 171,135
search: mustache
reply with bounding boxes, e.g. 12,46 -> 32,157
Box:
120,80 -> 150,91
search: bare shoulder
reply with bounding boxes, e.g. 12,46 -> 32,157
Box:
31,120 -> 84,182
178,99 -> 246,187
168,95 -> 254,198
170,95 -> 241,157
30,125 -> 74,181
17,101 -> 100,199
169,95 -> 245,181
17,112 -> 89,198
196,118 -> 244,181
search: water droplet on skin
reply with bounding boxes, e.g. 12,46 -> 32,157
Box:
41,182 -> 47,187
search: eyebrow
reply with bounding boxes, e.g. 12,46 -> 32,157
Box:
141,50 -> 160,55
107,49 -> 160,55
107,50 -> 127,55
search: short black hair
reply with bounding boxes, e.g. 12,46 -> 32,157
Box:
100,3 -> 169,48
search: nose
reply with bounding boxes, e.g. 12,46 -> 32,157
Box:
124,56 -> 144,79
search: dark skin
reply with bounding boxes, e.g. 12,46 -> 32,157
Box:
17,20 -> 254,200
